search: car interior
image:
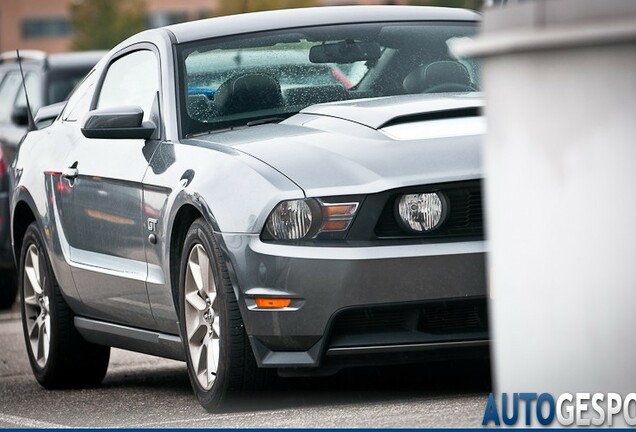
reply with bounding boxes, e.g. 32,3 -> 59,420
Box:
181,22 -> 478,136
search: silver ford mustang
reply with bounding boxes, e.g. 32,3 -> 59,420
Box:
10,6 -> 486,411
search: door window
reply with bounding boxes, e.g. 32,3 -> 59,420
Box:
61,71 -> 97,122
96,50 -> 159,119
15,72 -> 43,113
0,73 -> 23,123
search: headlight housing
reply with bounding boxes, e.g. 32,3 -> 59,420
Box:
265,199 -> 316,241
396,192 -> 447,232
264,198 -> 360,241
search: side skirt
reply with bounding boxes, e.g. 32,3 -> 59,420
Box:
74,317 -> 186,361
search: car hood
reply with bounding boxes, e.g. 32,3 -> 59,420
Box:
189,93 -> 484,197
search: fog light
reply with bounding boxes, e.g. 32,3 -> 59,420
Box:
397,192 -> 446,232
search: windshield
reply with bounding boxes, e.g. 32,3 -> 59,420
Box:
178,21 -> 478,137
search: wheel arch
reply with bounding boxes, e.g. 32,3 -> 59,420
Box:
168,203 -> 202,312
166,197 -> 243,315
12,199 -> 38,266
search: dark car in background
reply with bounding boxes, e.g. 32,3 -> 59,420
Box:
0,50 -> 105,308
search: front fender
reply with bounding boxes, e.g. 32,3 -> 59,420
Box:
142,140 -> 303,334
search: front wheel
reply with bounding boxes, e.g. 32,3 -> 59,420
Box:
19,222 -> 110,388
179,218 -> 266,412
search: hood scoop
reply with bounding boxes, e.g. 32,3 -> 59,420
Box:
380,107 -> 485,141
379,106 -> 481,128
300,93 -> 483,129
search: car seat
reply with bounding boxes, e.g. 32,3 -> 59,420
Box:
214,73 -> 284,116
403,60 -> 474,93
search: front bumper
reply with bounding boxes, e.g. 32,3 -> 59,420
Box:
222,234 -> 487,370
0,191 -> 13,267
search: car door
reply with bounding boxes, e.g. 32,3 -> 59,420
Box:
61,48 -> 161,329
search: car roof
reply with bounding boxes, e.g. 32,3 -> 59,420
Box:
0,50 -> 106,72
164,6 -> 480,44
46,51 -> 107,69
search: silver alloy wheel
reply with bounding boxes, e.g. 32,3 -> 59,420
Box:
23,244 -> 50,368
184,244 -> 221,390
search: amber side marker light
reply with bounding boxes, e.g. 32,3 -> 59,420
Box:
321,219 -> 349,231
323,204 -> 357,217
255,298 -> 291,309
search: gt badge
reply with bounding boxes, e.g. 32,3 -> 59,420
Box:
147,218 -> 158,232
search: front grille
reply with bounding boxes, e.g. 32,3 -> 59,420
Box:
418,301 -> 485,334
331,309 -> 409,334
329,298 -> 488,341
374,181 -> 483,240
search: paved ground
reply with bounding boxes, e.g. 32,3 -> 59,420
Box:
0,302 -> 491,428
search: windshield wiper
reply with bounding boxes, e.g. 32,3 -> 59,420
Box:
185,117 -> 288,138
246,117 -> 286,127
186,126 -> 238,138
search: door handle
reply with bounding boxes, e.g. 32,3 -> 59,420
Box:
62,167 -> 79,180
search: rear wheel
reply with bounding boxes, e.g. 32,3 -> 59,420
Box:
179,218 -> 266,412
0,266 -> 17,310
20,222 -> 110,388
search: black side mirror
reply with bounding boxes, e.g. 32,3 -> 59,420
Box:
81,105 -> 156,139
11,106 -> 29,127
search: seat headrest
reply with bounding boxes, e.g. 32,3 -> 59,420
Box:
403,61 -> 472,93
187,94 -> 213,121
214,74 -> 283,116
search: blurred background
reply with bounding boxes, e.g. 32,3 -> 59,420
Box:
0,0 -> 483,53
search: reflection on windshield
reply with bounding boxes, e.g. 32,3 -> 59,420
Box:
179,22 -> 478,136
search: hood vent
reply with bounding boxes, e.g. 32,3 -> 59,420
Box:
379,106 -> 481,129
380,107 -> 485,141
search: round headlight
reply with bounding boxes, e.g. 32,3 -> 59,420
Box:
397,192 -> 446,232
266,199 -> 314,240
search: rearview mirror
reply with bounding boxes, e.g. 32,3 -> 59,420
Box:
309,40 -> 381,64
81,105 -> 156,139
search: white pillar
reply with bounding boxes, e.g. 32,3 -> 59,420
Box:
454,0 -> 636,425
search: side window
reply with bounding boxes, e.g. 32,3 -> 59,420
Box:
0,73 -> 23,123
15,73 -> 43,112
97,50 -> 159,119
61,71 -> 97,122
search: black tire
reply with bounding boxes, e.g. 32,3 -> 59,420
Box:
179,218 -> 267,412
19,222 -> 110,389
0,266 -> 18,310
